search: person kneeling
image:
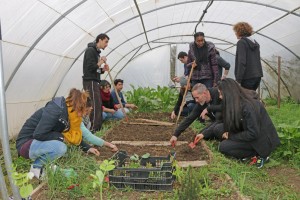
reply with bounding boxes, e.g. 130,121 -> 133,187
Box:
16,89 -> 100,179
217,79 -> 280,168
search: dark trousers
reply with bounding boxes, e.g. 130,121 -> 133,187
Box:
219,140 -> 256,159
191,79 -> 213,88
241,77 -> 261,91
83,80 -> 102,131
202,122 -> 224,140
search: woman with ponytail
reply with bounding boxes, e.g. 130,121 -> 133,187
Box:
16,88 -> 100,179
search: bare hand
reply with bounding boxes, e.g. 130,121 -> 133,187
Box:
116,104 -> 122,109
103,64 -> 109,71
110,109 -> 116,114
170,111 -> 176,120
100,56 -> 107,62
222,132 -> 228,140
170,136 -> 177,146
221,75 -> 227,80
192,61 -> 197,69
195,133 -> 204,141
200,108 -> 208,119
131,104 -> 138,109
98,59 -> 105,67
172,76 -> 180,83
87,148 -> 100,156
110,144 -> 118,152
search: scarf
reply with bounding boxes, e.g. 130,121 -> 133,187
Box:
100,89 -> 111,102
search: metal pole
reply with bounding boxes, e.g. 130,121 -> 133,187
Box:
0,20 -> 21,200
0,164 -> 9,200
278,56 -> 281,109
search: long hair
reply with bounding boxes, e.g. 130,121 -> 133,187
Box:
66,88 -> 89,115
218,78 -> 259,133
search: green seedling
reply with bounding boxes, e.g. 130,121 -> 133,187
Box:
11,164 -> 34,198
90,160 -> 115,200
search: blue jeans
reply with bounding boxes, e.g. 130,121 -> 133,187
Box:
181,103 -> 196,117
29,140 -> 67,168
102,109 -> 124,121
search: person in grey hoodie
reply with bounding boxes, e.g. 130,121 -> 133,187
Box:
233,22 -> 263,90
82,33 -> 110,132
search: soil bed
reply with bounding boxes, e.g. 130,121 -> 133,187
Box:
96,143 -> 208,162
103,123 -> 196,141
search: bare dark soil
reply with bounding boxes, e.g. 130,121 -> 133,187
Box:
103,112 -> 197,142
98,112 -> 207,163
96,143 -> 208,162
103,123 -> 196,142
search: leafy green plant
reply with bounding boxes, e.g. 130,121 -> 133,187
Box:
11,165 -> 34,198
172,160 -> 183,183
174,166 -> 202,200
125,153 -> 151,168
275,121 -> 300,162
90,160 -> 115,200
125,85 -> 178,112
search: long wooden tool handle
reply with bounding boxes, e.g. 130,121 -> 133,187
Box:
175,61 -> 195,125
107,69 -> 129,122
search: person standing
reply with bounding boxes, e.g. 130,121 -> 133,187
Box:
215,49 -> 230,81
82,33 -> 110,132
187,32 -> 219,88
233,22 -> 263,90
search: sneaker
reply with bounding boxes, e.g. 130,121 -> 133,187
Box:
30,165 -> 44,179
256,157 -> 270,169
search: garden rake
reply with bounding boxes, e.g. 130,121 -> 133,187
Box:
175,60 -> 196,125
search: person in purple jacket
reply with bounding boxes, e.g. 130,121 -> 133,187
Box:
187,32 -> 219,88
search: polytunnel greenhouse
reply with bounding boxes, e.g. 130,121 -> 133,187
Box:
1,0 -> 300,199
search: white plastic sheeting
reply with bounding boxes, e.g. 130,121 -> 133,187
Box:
1,0 -> 300,137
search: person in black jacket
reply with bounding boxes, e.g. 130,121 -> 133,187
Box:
215,49 -> 230,81
233,22 -> 263,90
170,83 -> 222,145
217,78 -> 280,168
170,76 -> 195,119
82,33 -> 110,132
16,89 -> 100,179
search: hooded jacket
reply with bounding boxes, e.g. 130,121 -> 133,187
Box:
82,42 -> 104,83
228,100 -> 280,157
16,97 -> 68,153
16,97 -> 91,154
235,37 -> 263,83
187,41 -> 219,84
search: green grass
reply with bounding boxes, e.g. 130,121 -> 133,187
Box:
188,98 -> 300,199
2,94 -> 299,199
203,141 -> 299,199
